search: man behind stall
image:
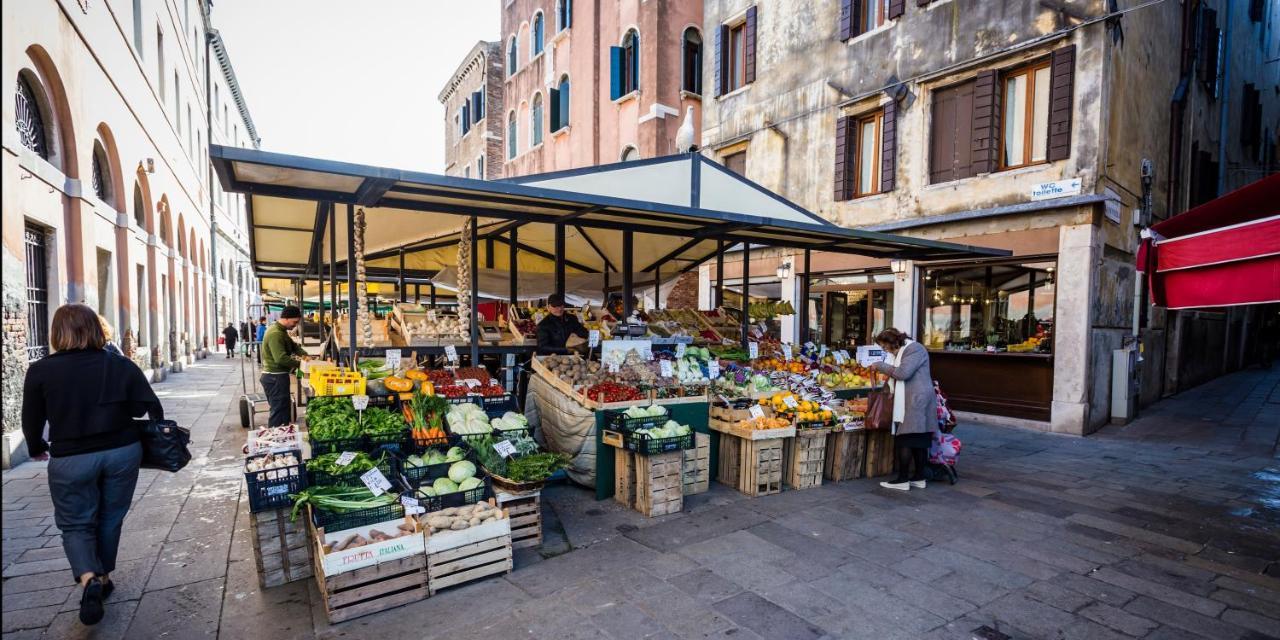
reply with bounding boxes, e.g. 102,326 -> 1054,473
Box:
536,293 -> 589,355
259,306 -> 308,426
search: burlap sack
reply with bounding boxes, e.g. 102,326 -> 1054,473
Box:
525,374 -> 597,487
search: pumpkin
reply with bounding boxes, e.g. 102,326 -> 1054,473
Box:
405,369 -> 430,382
384,376 -> 414,393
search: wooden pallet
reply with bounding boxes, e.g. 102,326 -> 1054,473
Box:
717,433 -> 784,497
250,508 -> 313,588
708,416 -> 795,440
615,449 -> 683,516
823,429 -> 897,481
784,430 -> 827,490
682,432 -> 711,496
496,491 -> 542,550
312,550 -> 428,624
426,523 -> 513,595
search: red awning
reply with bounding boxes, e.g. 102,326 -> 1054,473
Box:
1138,174 -> 1280,310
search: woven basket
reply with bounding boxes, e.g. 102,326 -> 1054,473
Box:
487,471 -> 545,495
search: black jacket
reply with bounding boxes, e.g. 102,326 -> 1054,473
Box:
536,313 -> 589,355
22,349 -> 164,458
223,326 -> 239,344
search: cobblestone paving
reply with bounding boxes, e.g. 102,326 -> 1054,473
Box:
3,360 -> 1278,639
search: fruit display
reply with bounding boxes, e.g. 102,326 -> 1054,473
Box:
584,382 -> 644,403
1006,336 -> 1045,353
747,301 -> 795,319
453,367 -> 491,385
734,416 -> 791,430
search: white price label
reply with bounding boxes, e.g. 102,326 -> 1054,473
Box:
707,360 -> 720,379
493,440 -> 518,458
444,345 -> 459,363
675,343 -> 687,359
839,350 -> 851,361
461,378 -> 481,389
783,395 -> 799,409
820,345 -> 828,359
833,351 -> 847,364
660,360 -> 673,378
805,342 -> 816,352
385,349 -> 402,367
360,468 -> 393,496
427,310 -> 437,322
782,344 -> 792,361
351,394 -> 369,411
335,451 -> 357,466
400,494 -> 419,508
608,362 -> 620,374
588,329 -> 600,348
748,405 -> 765,420
748,342 -> 759,359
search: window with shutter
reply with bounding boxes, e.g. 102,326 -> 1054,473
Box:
836,109 -> 886,199
835,116 -> 852,200
716,25 -> 728,97
725,22 -> 747,93
614,30 -> 640,97
971,69 -> 1000,174
1046,45 -> 1075,162
683,28 -> 703,94
532,13 -> 545,57
724,151 -> 746,176
531,93 -> 543,146
744,6 -> 757,85
999,59 -> 1051,169
473,90 -> 484,122
1197,7 -> 1220,96
1241,83 -> 1262,155
929,79 -> 976,183
507,112 -> 517,159
880,101 -> 897,192
549,87 -> 561,132
609,46 -> 624,99
887,0 -> 905,20
839,0 -> 854,41
508,37 -> 518,76
462,103 -> 470,135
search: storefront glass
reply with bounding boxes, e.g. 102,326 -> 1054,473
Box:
807,271 -> 894,348
920,260 -> 1055,353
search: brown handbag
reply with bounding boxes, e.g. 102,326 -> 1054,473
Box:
864,371 -> 895,431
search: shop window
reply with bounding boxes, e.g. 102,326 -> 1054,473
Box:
531,93 -> 544,147
724,150 -> 746,176
556,0 -> 572,31
1000,60 -> 1051,169
682,28 -> 703,95
15,74 -> 50,160
550,75 -> 570,131
611,30 -> 640,99
920,261 -> 1056,354
532,12 -> 545,57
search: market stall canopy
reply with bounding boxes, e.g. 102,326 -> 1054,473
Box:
210,145 -> 1008,281
1138,174 -> 1279,310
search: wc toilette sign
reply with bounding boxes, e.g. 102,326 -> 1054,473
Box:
1030,178 -> 1082,201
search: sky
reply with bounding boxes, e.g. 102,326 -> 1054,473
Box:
213,1 -> 501,173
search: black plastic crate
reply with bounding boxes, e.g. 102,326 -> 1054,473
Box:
604,408 -> 671,433
307,434 -> 365,457
309,502 -> 405,533
391,443 -> 472,485
407,430 -> 459,450
306,455 -> 393,487
490,424 -> 531,441
620,429 -> 695,455
401,472 -> 492,512
364,394 -> 400,409
245,450 -> 307,513
364,428 -> 411,451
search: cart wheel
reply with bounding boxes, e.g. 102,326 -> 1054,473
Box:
239,396 -> 252,430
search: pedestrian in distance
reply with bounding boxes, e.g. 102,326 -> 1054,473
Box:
222,322 -> 239,359
253,316 -> 267,356
259,306 -> 308,427
21,303 -> 164,626
97,314 -> 122,357
868,328 -> 938,491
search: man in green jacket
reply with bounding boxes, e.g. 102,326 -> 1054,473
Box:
259,306 -> 308,426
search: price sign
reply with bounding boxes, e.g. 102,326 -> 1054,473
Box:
748,342 -> 759,359
385,349 -> 402,368
833,350 -> 847,364
493,440 -> 518,458
675,343 -> 686,359
805,342 -> 816,352
748,405 -> 765,420
461,378 -> 481,388
707,360 -> 720,379
399,495 -> 424,515
444,344 -> 459,363
360,468 -> 393,496
427,310 -> 437,322
782,344 -> 792,361
335,451 -> 357,467
608,362 -> 620,374
351,394 -> 369,410
588,329 -> 600,348
659,359 -> 673,378
783,395 -> 799,409
820,345 -> 828,359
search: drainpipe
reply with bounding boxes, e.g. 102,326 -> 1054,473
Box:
204,19 -> 218,349
1216,0 -> 1233,194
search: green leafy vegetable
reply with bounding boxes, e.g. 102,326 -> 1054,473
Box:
360,406 -> 405,436
306,397 -> 360,440
504,452 -> 570,483
306,452 -> 381,476
289,485 -> 398,521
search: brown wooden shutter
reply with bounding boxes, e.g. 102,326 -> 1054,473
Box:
745,6 -> 758,85
716,25 -> 728,97
1047,45 -> 1075,162
971,69 -> 1000,174
839,0 -> 854,41
834,116 -> 852,201
953,81 -> 975,179
930,86 -> 956,183
880,102 -> 897,192
1197,8 -> 1220,88
917,0 -> 932,6
887,0 -> 905,20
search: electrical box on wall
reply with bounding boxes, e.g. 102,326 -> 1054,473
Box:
1111,348 -> 1139,424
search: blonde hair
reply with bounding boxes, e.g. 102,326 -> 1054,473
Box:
97,314 -> 114,342
50,304 -> 107,352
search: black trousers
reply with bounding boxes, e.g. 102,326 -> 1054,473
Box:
48,442 -> 142,581
260,373 -> 292,427
893,432 -> 931,483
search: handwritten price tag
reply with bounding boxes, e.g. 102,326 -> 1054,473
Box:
675,343 -> 687,359
360,468 -> 392,496
399,495 -> 424,515
351,394 -> 369,410
783,395 -> 799,409
608,362 -> 620,374
782,344 -> 792,361
748,342 -> 759,359
820,344 -> 828,359
707,360 -> 720,379
659,360 -> 673,378
444,345 -> 459,363
805,342 -> 816,352
493,440 -> 518,458
461,378 -> 481,388
385,349 -> 402,367
588,329 -> 600,348
336,451 -> 357,466
748,405 -> 765,420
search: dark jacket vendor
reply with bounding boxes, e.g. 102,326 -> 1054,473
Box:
536,293 -> 589,355
259,306 -> 309,426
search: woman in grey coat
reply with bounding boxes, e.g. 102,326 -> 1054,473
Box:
869,328 -> 938,491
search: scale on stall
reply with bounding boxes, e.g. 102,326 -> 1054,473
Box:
478,321 -> 504,342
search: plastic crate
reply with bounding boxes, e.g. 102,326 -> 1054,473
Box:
245,450 -> 307,513
402,473 -> 492,513
306,455 -> 394,487
307,434 -> 365,457
310,369 -> 366,396
605,409 -> 670,433
364,428 -> 411,451
391,443 -> 471,486
620,429 -> 695,455
489,424 -> 531,441
309,502 -> 405,533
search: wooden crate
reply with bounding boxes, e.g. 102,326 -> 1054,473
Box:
426,519 -> 513,596
865,429 -> 896,478
312,550 -> 428,624
614,449 -> 683,517
496,491 -> 542,550
250,508 -> 312,588
682,432 -> 711,496
717,433 -> 784,497
708,416 -> 795,440
784,430 -> 827,490
823,429 -> 897,481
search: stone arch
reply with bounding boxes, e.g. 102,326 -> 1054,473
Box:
133,166 -> 154,231
157,197 -> 173,247
16,44 -> 77,176
177,214 -> 187,258
93,123 -> 126,211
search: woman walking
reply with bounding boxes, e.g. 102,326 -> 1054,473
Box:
869,328 -> 938,491
22,304 -> 164,625
222,322 -> 238,358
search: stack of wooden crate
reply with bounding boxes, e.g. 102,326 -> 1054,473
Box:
614,449 -> 684,516
709,413 -> 794,497
250,508 -> 313,588
496,491 -> 542,550
824,429 -> 896,481
425,516 -> 514,595
784,430 -> 828,490
681,432 -> 711,496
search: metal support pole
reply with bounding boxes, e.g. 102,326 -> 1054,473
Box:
554,222 -> 566,298
345,204 -> 358,365
398,248 -> 406,303
469,215 -> 480,365
653,266 -> 660,310
508,227 -> 518,307
318,216 -> 326,344
430,284 -> 436,305
329,203 -> 337,336
740,243 -> 750,349
295,278 -> 305,346
485,237 -> 495,270
800,249 -> 811,343
622,230 -> 634,321
715,239 -> 725,308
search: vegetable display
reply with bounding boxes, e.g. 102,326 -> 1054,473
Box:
633,420 -> 692,440
360,406 -> 406,436
445,403 -> 492,435
503,452 -> 570,483
402,446 -> 466,469
289,485 -> 398,521
306,452 -> 381,475
406,388 -> 450,444
584,382 -> 643,403
321,521 -> 417,554
245,451 -> 298,472
415,459 -> 481,497
306,397 -> 360,440
420,501 -> 504,534
489,411 -> 528,433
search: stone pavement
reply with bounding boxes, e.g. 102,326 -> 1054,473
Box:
3,362 -> 1279,640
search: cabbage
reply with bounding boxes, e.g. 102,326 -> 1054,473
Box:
458,477 -> 482,492
448,460 -> 477,484
647,405 -> 667,417
426,450 -> 448,465
501,411 -> 528,427
444,447 -> 465,463
432,477 -> 458,494
418,487 -> 437,497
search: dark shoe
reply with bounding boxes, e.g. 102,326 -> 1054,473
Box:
98,576 -> 114,600
79,579 -> 104,625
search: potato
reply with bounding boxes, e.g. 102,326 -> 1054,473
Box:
468,516 -> 482,527
450,521 -> 470,530
426,516 -> 453,529
440,507 -> 458,516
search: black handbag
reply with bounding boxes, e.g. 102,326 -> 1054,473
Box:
138,419 -> 192,472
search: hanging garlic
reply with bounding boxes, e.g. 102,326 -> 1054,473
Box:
355,207 -> 373,349
455,217 -> 473,340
